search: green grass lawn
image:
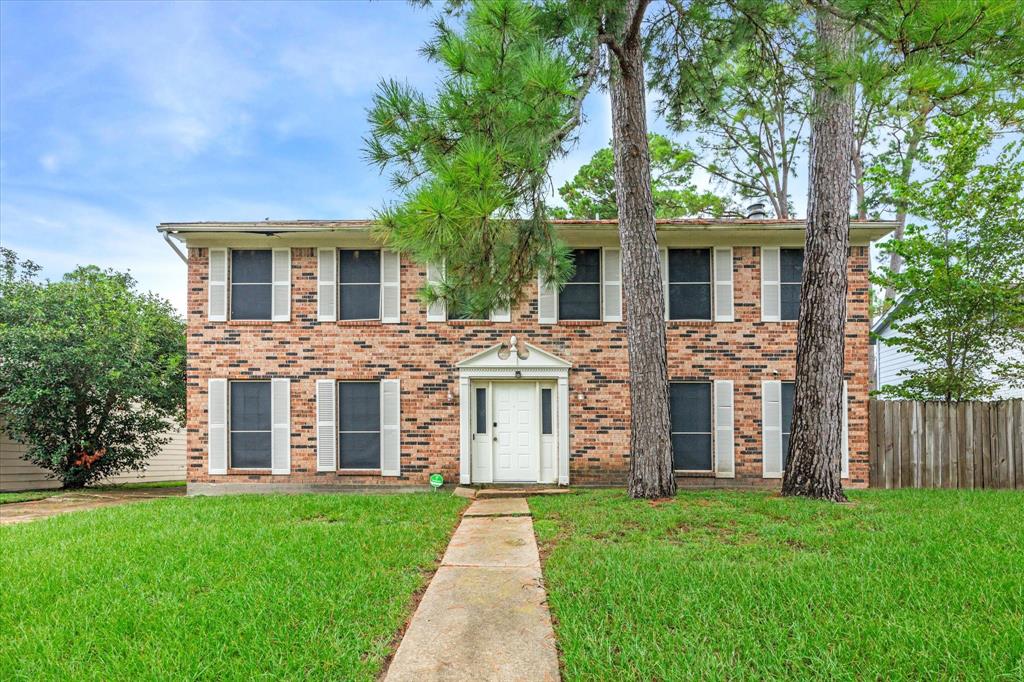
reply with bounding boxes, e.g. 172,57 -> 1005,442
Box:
0,493 -> 467,681
0,480 -> 186,505
531,489 -> 1024,681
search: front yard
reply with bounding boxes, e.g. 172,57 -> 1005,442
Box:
0,493 -> 466,681
530,489 -> 1024,680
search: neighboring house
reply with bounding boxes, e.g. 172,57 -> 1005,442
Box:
872,306 -> 1024,399
0,422 -> 187,491
159,218 -> 894,494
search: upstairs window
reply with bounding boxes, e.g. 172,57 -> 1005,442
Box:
780,248 -> 803,320
230,250 -> 272,320
559,249 -> 601,320
339,250 -> 381,321
668,249 -> 711,320
669,382 -> 713,471
229,381 -> 272,468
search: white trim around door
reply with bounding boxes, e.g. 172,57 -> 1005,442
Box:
456,338 -> 571,485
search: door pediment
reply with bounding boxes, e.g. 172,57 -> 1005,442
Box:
457,336 -> 572,372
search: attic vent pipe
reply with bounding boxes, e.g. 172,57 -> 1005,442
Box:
746,202 -> 768,219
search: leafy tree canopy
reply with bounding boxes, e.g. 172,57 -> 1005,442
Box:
872,115 -> 1024,401
0,250 -> 186,487
552,133 -> 728,219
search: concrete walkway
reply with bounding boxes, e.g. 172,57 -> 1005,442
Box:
0,487 -> 185,525
385,497 -> 560,681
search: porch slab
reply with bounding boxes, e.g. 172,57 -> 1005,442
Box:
384,565 -> 559,682
442,516 -> 539,568
463,497 -> 530,517
475,487 -> 571,499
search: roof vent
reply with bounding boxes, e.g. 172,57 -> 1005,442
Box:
746,202 -> 768,219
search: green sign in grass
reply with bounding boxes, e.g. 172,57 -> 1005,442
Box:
429,473 -> 444,490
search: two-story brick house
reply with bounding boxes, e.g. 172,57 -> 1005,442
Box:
159,218 -> 893,494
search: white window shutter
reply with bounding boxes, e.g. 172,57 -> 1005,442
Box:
271,378 -> 290,475
842,380 -> 850,479
714,380 -> 735,478
316,380 -> 336,472
426,261 -> 446,322
602,247 -> 622,322
762,380 -> 783,478
317,248 -> 336,322
208,248 -> 228,322
713,247 -> 734,322
660,247 -> 669,321
272,248 -> 291,321
208,378 -> 227,475
381,379 -> 401,476
537,272 -> 558,324
761,247 -> 781,321
381,250 -> 401,323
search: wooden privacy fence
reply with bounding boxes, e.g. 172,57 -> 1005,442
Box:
869,399 -> 1023,490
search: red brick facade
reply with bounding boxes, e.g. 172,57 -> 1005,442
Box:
183,239 -> 872,490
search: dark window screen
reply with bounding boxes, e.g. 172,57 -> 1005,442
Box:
669,382 -> 713,471
230,250 -> 272,320
780,248 -> 803,320
339,382 -> 380,469
781,381 -> 795,468
229,381 -> 272,468
668,249 -> 711,320
559,249 -> 601,320
339,250 -> 381,320
475,388 -> 487,434
541,389 -> 553,435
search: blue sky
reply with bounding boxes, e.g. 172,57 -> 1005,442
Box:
1,0 -> 618,312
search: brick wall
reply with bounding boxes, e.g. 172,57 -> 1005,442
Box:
185,245 -> 871,488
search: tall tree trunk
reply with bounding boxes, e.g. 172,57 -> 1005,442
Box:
782,4 -> 854,502
852,139 -> 866,220
608,2 -> 675,499
882,110 -> 929,303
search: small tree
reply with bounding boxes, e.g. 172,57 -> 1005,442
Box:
872,117 -> 1024,401
553,133 -> 728,219
0,250 -> 186,488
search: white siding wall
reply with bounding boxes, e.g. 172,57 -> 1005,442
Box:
876,326 -> 1024,399
0,425 -> 186,492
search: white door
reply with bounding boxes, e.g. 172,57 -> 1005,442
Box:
493,382 -> 538,482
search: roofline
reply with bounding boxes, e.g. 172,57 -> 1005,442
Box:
157,218 -> 899,234
871,293 -> 912,336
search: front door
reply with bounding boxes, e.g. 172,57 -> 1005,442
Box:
493,382 -> 538,482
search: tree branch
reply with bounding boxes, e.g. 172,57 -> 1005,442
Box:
548,39 -> 602,148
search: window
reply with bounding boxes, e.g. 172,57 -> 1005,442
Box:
338,382 -> 380,469
781,381 -> 795,467
229,381 -> 272,468
668,249 -> 711,320
669,382 -> 713,471
541,388 -> 553,435
559,249 -> 601,320
780,248 -> 803,320
339,250 -> 381,321
231,250 -> 272,320
475,388 -> 487,434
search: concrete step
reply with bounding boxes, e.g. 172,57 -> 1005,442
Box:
475,487 -> 571,499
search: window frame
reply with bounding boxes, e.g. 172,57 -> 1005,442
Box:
337,380 -> 382,470
229,249 -> 274,321
669,380 -> 714,473
779,248 -> 803,321
337,249 -> 382,322
781,381 -> 795,469
558,248 -> 602,321
667,248 -> 713,321
228,379 -> 273,470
